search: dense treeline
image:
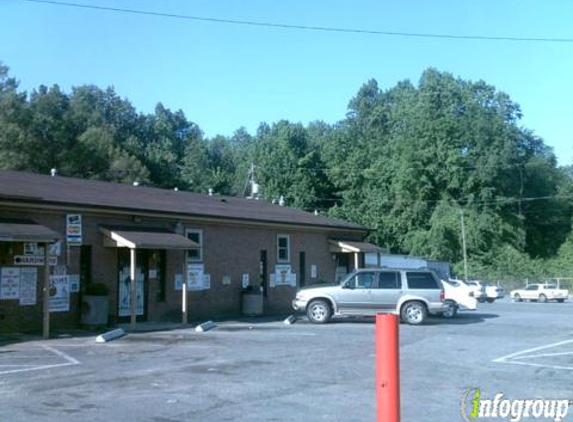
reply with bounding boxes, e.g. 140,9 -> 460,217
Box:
1,63 -> 572,281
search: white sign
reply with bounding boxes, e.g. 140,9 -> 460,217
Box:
1,267 -> 20,300
174,274 -> 183,291
66,214 -> 82,245
311,264 -> 317,279
49,275 -> 70,312
25,243 -> 61,256
24,243 -> 39,255
187,264 -> 205,290
222,275 -> 231,285
275,264 -> 292,285
14,255 -> 58,266
242,274 -> 250,288
49,241 -> 62,257
69,274 -> 80,293
19,268 -> 37,305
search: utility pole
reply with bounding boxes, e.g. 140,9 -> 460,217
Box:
242,163 -> 260,199
460,210 -> 469,282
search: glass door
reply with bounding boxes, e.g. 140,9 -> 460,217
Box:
117,249 -> 148,321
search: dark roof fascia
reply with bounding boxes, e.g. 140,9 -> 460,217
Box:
0,197 -> 367,234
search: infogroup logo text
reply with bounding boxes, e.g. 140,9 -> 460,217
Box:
462,388 -> 570,422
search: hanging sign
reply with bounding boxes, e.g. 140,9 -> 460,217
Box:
66,214 -> 82,245
14,255 -> 58,266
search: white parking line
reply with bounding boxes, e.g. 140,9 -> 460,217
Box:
513,351 -> 573,360
493,339 -> 573,371
0,345 -> 80,375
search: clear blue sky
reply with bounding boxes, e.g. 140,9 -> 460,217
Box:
1,0 -> 572,165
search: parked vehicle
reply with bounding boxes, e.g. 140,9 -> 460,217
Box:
465,280 -> 505,303
440,279 -> 478,318
510,283 -> 569,303
484,283 -> 505,302
452,279 -> 487,303
292,268 -> 445,325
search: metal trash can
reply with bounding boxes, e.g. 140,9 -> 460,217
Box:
241,290 -> 263,316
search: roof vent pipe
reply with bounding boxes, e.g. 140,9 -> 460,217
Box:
279,195 -> 285,206
208,188 -> 214,196
133,181 -> 139,187
50,168 -> 57,177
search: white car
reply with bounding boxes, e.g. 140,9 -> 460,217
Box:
466,280 -> 504,303
453,279 -> 487,303
441,279 -> 478,318
510,283 -> 569,303
484,283 -> 506,302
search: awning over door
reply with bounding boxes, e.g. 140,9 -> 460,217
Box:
328,240 -> 383,254
100,227 -> 199,249
0,219 -> 61,243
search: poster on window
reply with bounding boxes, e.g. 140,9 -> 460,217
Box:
68,274 -> 80,293
174,273 -> 183,291
186,264 -> 205,290
275,264 -> 292,285
23,243 -> 61,257
24,243 -> 39,255
66,214 -> 82,245
49,275 -> 69,312
118,267 -> 144,317
0,267 -> 20,300
19,268 -> 37,305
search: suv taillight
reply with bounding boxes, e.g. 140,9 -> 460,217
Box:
440,291 -> 445,302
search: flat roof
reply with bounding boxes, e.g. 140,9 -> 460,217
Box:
0,170 -> 366,232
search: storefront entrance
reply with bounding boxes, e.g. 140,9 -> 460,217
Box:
117,249 -> 148,322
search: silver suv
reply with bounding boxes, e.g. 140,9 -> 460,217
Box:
292,268 -> 445,325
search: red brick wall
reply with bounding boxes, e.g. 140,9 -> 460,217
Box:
0,206 -> 347,332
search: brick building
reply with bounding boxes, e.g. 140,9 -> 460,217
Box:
0,170 -> 376,333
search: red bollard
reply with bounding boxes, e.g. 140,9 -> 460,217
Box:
376,313 -> 400,422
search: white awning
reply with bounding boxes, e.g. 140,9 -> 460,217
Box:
328,240 -> 383,254
100,227 -> 199,250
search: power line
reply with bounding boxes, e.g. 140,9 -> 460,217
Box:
15,0 -> 573,44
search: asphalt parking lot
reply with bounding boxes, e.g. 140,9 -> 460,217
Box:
2,299 -> 573,422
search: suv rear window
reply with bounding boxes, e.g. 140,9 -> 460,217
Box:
406,272 -> 440,289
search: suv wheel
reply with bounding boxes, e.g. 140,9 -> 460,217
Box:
513,293 -> 522,302
442,300 -> 457,318
538,294 -> 548,303
401,301 -> 427,325
307,299 -> 332,324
